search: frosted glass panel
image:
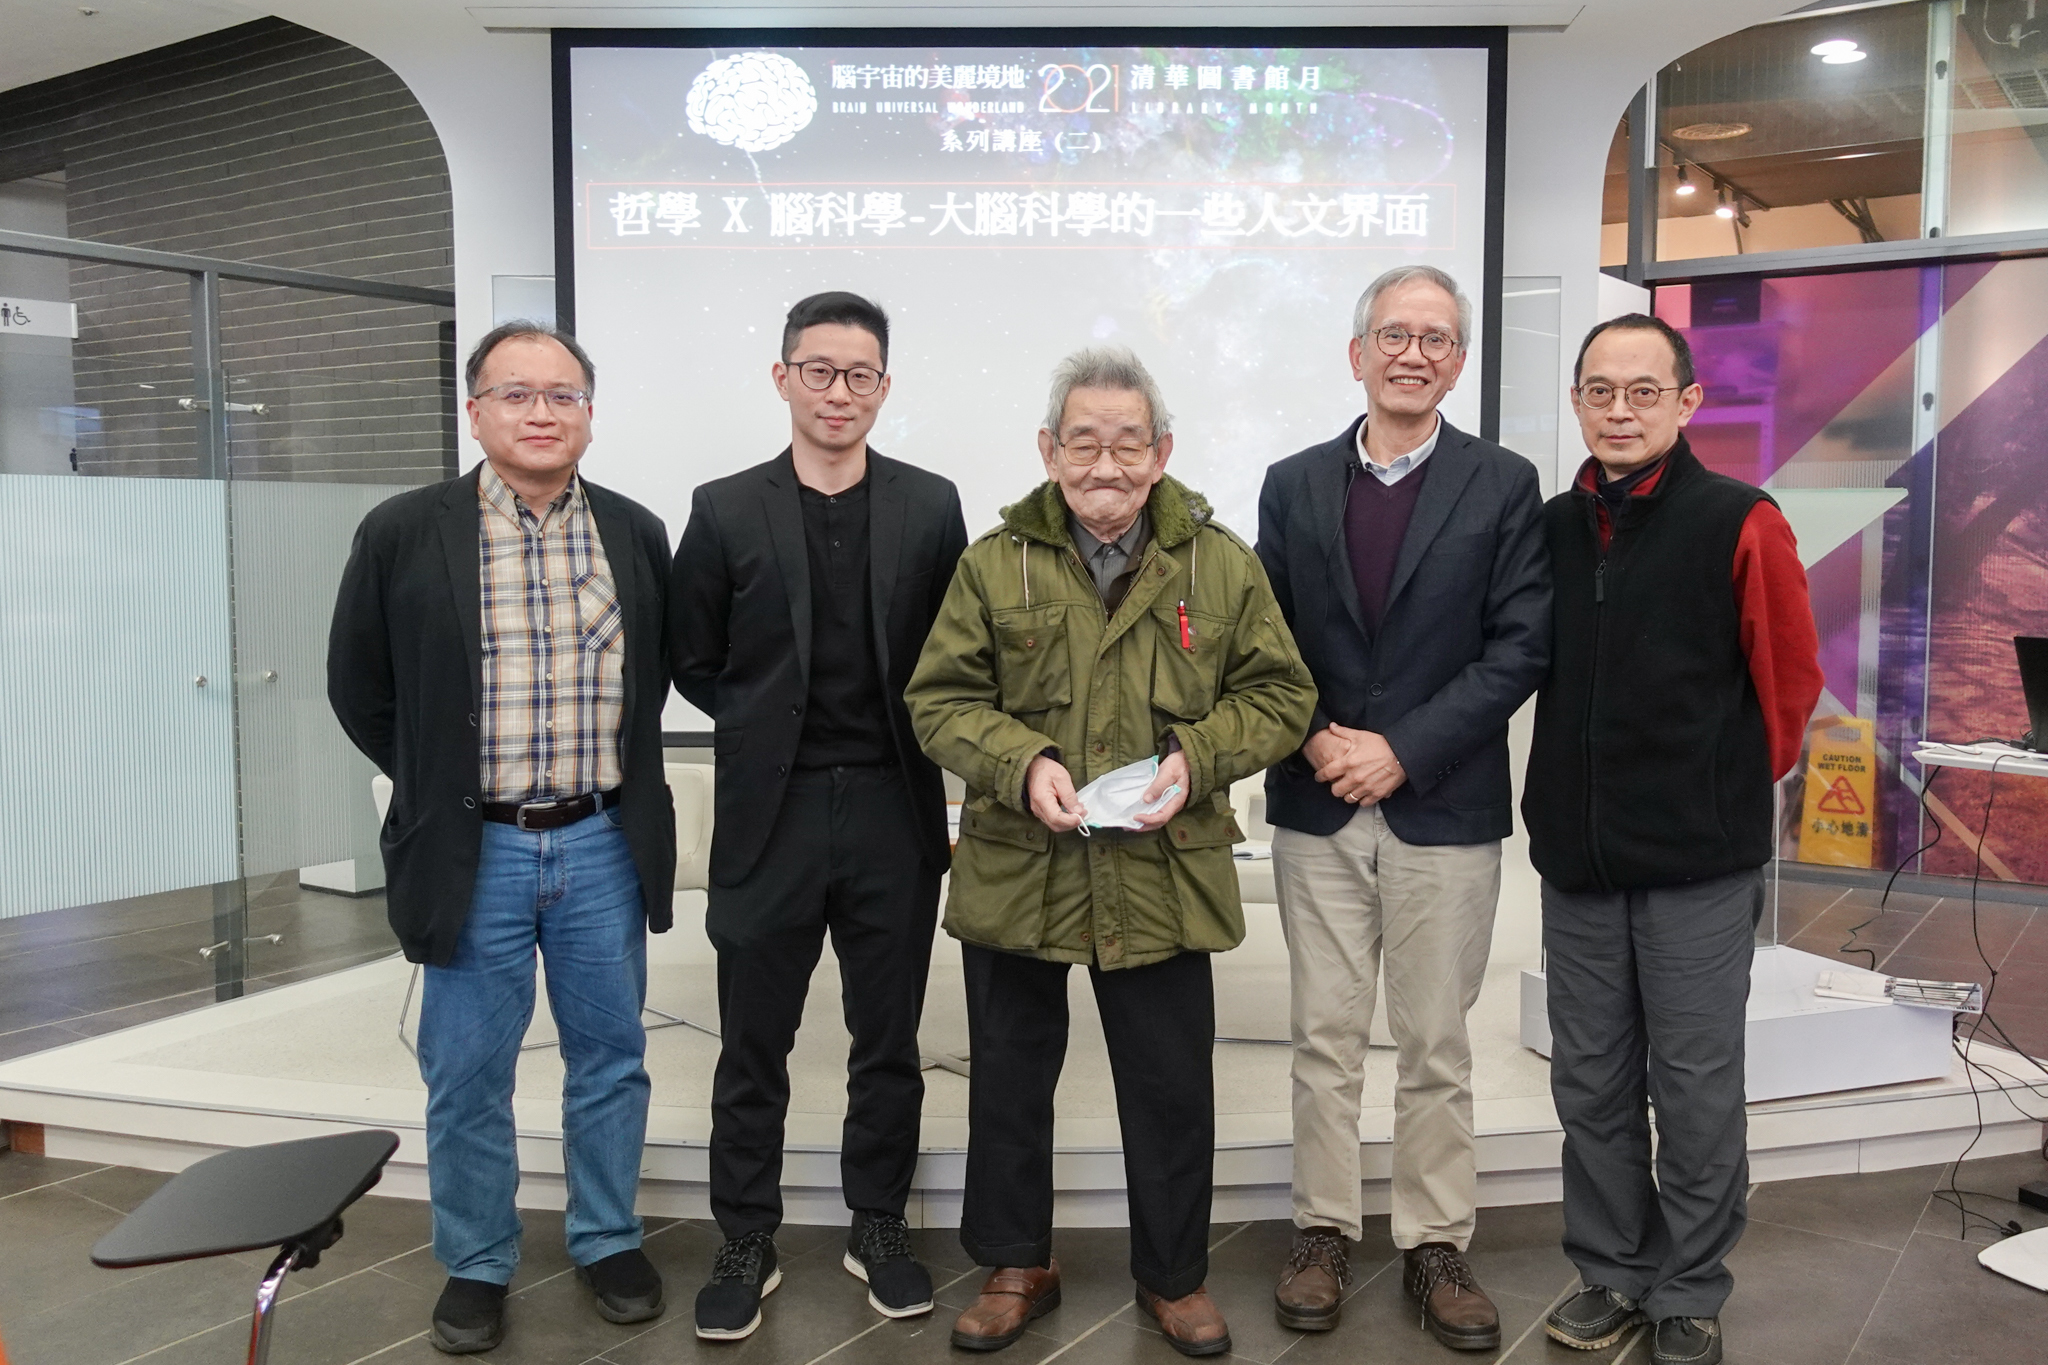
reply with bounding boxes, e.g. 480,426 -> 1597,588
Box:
230,480 -> 414,878
0,475 -> 237,917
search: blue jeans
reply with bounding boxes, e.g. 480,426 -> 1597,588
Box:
418,807 -> 650,1283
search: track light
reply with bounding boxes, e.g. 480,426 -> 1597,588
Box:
1811,39 -> 1868,64
1714,185 -> 1736,219
1675,165 -> 1696,196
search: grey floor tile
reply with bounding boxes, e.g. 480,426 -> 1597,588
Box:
1746,1162 -> 1943,1252
59,991 -> 223,1040
0,1151 -> 107,1199
0,1184 -> 134,1321
1,1248 -> 264,1365
1719,1218 -> 1900,1365
1462,1201 -> 1584,1303
0,1021 -> 88,1061
121,1265 -> 443,1365
59,1164 -> 174,1216
1852,1229 -> 2048,1365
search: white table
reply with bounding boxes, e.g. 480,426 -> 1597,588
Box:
1914,740 -> 2048,778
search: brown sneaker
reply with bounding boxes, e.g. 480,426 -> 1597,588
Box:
1404,1244 -> 1500,1351
1274,1226 -> 1351,1331
949,1261 -> 1061,1352
1135,1284 -> 1232,1358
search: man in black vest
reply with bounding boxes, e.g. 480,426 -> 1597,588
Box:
1524,315 -> 1820,1365
670,292 -> 968,1341
1256,265 -> 1551,1351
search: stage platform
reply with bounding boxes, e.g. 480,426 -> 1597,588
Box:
1,869 -> 2041,1229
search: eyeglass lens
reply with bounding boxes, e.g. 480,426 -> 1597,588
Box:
1062,441 -> 1152,466
1375,327 -> 1456,360
797,362 -> 883,395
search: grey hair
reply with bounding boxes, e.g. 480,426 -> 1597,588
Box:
1041,345 -> 1173,444
1351,265 -> 1472,351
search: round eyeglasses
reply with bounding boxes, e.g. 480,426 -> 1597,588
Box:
1058,438 -> 1155,467
1369,326 -> 1459,362
793,360 -> 885,396
1574,382 -> 1681,410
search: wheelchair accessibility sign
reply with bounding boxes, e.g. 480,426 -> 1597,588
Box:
0,296 -> 79,339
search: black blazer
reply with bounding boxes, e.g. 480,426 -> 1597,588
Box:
670,449 -> 968,889
1256,416 -> 1552,845
327,467 -> 677,966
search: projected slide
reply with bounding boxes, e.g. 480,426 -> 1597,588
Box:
563,38 -> 1495,725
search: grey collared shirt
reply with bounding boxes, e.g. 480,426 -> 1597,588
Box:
1068,508 -> 1149,603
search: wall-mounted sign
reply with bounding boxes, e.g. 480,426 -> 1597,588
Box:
0,296 -> 79,339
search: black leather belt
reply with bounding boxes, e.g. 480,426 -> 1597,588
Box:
481,788 -> 622,831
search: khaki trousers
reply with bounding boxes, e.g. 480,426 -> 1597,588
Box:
1273,805 -> 1500,1248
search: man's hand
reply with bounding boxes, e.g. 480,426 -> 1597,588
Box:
1026,754 -> 1086,833
1312,724 -> 1407,806
1302,726 -> 1348,774
1132,749 -> 1192,829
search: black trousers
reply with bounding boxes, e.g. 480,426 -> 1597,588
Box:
1542,867 -> 1762,1319
959,943 -> 1216,1300
706,765 -> 941,1238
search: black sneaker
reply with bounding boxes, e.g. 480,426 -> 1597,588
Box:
430,1277 -> 507,1354
576,1247 -> 664,1324
1651,1316 -> 1722,1365
843,1210 -> 934,1317
695,1231 -> 781,1341
1545,1286 -> 1644,1350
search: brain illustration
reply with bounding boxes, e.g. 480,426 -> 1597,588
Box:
686,52 -> 817,154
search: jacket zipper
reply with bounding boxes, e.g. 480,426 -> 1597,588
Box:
1584,519 -> 1610,889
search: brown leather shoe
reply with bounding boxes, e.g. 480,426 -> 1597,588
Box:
949,1261 -> 1061,1352
1404,1244 -> 1500,1351
1136,1284 -> 1232,1357
1274,1226 -> 1351,1331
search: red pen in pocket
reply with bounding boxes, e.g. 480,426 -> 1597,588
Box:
1177,600 -> 1192,649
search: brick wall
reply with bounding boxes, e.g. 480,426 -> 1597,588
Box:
0,18 -> 455,483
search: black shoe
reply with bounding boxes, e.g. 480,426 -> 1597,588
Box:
695,1231 -> 780,1341
430,1277 -> 507,1354
842,1211 -> 934,1318
576,1247 -> 665,1324
1545,1286 -> 1644,1351
1651,1317 -> 1722,1365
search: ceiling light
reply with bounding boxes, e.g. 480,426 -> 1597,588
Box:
1675,165 -> 1696,196
1812,38 -> 1868,64
1714,186 -> 1736,220
1672,121 -> 1752,141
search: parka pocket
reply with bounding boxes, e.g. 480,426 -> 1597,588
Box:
1149,606 -> 1230,720
992,605 -> 1072,713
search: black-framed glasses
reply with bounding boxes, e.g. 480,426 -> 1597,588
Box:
793,360 -> 885,396
475,383 -> 589,409
1370,325 -> 1459,361
1575,381 -> 1681,410
1058,437 -> 1155,467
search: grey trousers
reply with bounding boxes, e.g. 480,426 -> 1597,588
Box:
1542,866 -> 1762,1320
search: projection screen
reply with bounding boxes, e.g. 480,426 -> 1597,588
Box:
555,29 -> 1506,731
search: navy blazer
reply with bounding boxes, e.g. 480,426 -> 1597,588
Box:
1256,416 -> 1552,845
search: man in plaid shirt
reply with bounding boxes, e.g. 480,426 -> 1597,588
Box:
330,322 -> 676,1354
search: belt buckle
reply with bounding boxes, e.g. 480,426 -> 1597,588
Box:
514,800 -> 561,832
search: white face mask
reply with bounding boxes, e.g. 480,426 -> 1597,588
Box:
1073,756 -> 1180,835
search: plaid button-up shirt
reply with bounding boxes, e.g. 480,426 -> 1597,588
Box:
477,462 -> 625,803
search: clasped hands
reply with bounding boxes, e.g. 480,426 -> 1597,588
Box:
1303,723 -> 1406,805
1026,749 -> 1190,834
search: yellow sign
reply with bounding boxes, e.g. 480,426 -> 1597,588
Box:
1800,715 -> 1877,868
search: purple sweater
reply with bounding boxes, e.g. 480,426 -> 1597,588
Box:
1344,456 -> 1431,631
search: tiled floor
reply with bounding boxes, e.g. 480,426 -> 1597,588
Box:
1772,875 -> 2048,1061
0,875 -> 400,1063
1,1148 -> 2044,1365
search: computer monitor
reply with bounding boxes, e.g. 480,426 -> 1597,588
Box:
2017,636 -> 2048,751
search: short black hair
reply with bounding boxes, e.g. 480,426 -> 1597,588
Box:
782,291 -> 889,368
464,321 -> 596,396
1572,312 -> 1696,391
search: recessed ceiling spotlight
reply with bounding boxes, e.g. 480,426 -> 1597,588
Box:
1812,39 -> 1868,63
1714,186 -> 1737,220
1675,165 -> 1696,196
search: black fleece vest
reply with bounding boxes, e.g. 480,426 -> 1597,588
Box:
1522,440 -> 1774,893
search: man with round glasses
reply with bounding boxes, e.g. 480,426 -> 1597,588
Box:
329,321 -> 677,1351
1526,314 -> 1819,1365
670,291 -> 968,1340
1254,265 -> 1551,1350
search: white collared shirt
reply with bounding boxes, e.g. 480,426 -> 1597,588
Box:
1355,413 -> 1442,485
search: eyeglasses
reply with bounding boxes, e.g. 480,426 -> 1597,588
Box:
474,384 -> 589,410
1574,382 -> 1681,410
792,360 -> 886,396
1369,326 -> 1459,362
1058,437 -> 1155,467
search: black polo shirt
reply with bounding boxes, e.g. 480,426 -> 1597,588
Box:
795,471 -> 893,768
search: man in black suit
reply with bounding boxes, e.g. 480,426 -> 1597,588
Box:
1256,266 -> 1551,1351
329,322 -> 676,1353
670,291 -> 968,1341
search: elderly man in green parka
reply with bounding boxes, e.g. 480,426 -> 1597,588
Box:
906,346 -> 1315,1358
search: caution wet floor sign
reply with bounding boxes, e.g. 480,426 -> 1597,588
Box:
1800,716 -> 1877,868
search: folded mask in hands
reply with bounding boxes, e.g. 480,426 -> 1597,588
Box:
1072,756 -> 1181,835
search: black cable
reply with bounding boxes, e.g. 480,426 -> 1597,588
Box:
1842,765 -> 1945,970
